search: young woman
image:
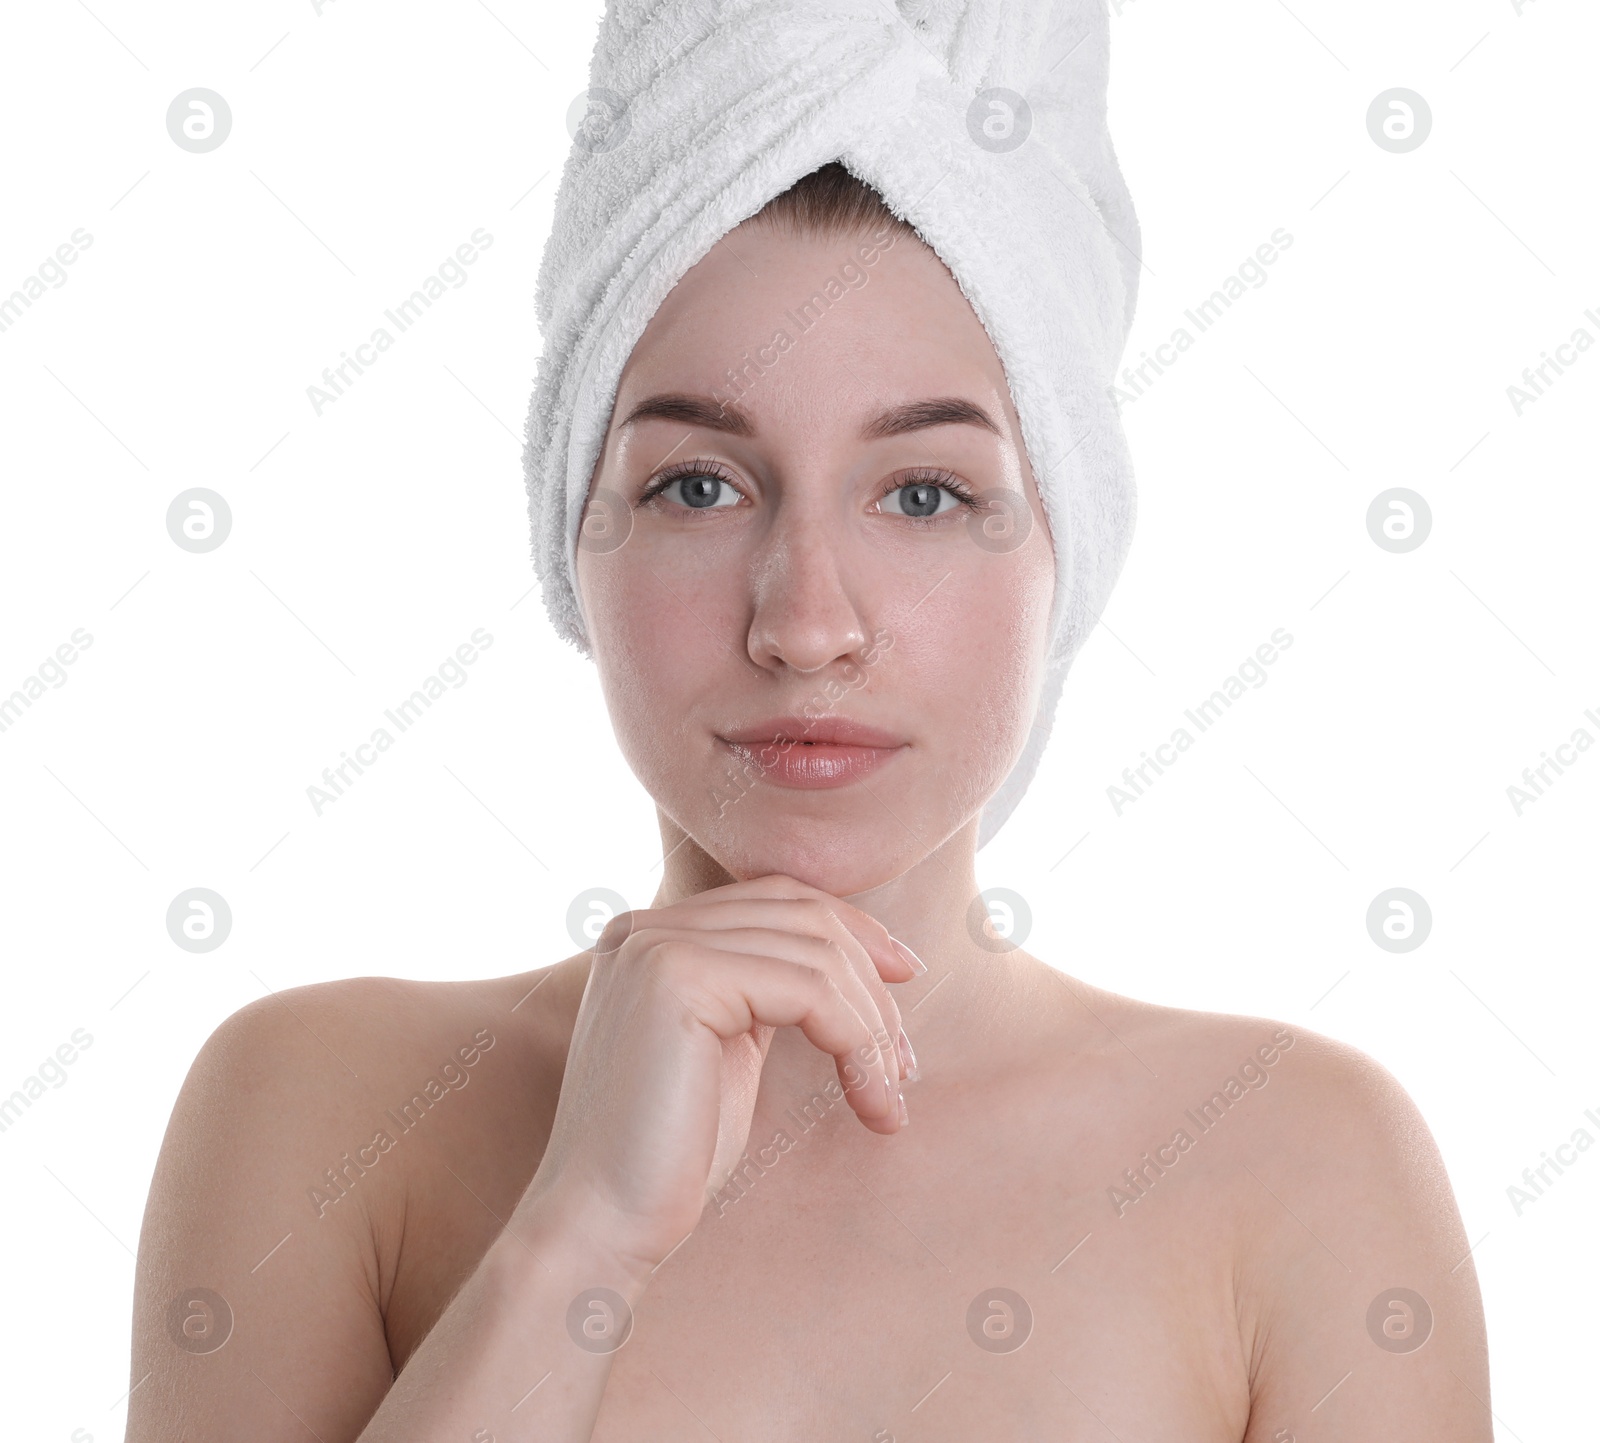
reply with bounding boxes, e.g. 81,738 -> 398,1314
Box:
124,164 -> 1491,1441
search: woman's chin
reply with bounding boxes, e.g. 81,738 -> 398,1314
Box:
705,816 -> 922,898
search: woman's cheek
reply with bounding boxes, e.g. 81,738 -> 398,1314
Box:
950,577 -> 1050,757
599,620 -> 724,797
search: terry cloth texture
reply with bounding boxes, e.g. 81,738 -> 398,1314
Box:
522,0 -> 1141,849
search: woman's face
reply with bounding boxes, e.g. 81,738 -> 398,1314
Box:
576,216 -> 1055,893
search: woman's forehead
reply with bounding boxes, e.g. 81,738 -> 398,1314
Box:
616,221 -> 1013,407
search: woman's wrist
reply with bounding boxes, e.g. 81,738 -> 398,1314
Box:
504,1177 -> 663,1297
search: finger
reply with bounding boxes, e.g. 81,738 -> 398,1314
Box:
602,887 -> 919,1080
755,877 -> 926,984
657,877 -> 926,985
741,900 -> 907,1081
645,944 -> 900,1132
628,924 -> 899,1088
630,900 -> 908,1080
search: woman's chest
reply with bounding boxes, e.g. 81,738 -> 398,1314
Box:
586,1112 -> 1253,1442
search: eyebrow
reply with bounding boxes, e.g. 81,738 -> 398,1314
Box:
617,392 -> 1003,441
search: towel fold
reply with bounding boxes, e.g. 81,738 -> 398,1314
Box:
523,0 -> 1141,848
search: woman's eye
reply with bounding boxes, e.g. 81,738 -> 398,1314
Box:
655,473 -> 741,509
880,481 -> 962,519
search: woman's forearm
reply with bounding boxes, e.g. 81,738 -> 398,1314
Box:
355,1188 -> 651,1443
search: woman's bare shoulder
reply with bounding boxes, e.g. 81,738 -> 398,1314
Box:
188,958 -> 591,1115
1036,971 -> 1444,1205
146,961 -> 586,1244
1051,978 -> 1486,1437
1102,992 -> 1465,1251
1044,970 -> 1406,1107
166,959 -> 598,1222
126,959 -> 593,1441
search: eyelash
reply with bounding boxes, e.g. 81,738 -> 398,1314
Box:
637,458 -> 984,520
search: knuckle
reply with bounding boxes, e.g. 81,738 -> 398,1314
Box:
642,936 -> 689,976
795,897 -> 833,933
798,960 -> 840,1004
818,935 -> 851,971
595,910 -> 638,954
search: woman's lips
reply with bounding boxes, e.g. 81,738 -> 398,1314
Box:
717,716 -> 908,790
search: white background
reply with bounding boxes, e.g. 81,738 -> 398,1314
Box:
1,0 -> 1594,1438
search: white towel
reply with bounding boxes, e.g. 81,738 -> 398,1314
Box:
522,0 -> 1140,849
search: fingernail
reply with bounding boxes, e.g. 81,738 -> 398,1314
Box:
897,1027 -> 919,1082
897,1089 -> 909,1127
889,936 -> 928,975
883,1073 -> 896,1116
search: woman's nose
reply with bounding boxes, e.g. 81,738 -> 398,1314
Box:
744,510 -> 870,674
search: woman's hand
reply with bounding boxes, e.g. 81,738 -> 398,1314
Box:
522,873 -> 923,1274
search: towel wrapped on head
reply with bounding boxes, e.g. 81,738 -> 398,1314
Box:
523,0 -> 1141,848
